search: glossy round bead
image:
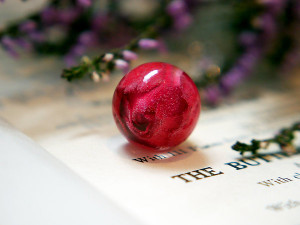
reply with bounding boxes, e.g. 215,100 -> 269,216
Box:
112,62 -> 201,150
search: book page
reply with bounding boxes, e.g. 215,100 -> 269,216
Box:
1,49 -> 300,225
0,119 -> 141,225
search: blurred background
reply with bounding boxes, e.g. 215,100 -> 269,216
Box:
0,0 -> 299,106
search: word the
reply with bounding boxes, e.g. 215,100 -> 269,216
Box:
171,167 -> 224,183
224,153 -> 289,170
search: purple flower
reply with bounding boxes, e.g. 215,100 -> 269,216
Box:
5,48 -> 19,58
157,39 -> 168,54
92,14 -> 109,31
167,0 -> 186,16
122,50 -> 138,61
71,44 -> 86,55
167,0 -> 192,30
237,50 -> 259,73
220,48 -> 261,94
63,42 -> 87,66
220,68 -> 243,94
78,31 -> 97,46
1,36 -> 15,48
204,86 -> 221,105
0,36 -> 19,58
77,0 -> 92,7
16,38 -> 32,51
262,14 -> 276,35
28,31 -> 45,43
19,20 -> 37,33
59,9 -> 81,24
239,32 -> 257,47
174,13 -> 192,30
64,54 -> 77,67
41,7 -> 57,24
115,59 -> 129,73
138,39 -> 159,50
258,0 -> 286,15
255,14 -> 276,40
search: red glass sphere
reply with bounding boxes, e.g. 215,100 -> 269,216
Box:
112,62 -> 201,150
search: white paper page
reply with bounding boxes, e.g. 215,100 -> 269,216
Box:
1,46 -> 300,225
36,87 -> 300,225
0,119 -> 142,225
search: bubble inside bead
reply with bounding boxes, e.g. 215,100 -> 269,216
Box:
112,62 -> 201,150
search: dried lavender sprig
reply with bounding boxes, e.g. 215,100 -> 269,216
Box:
201,0 -> 291,105
60,0 -> 205,82
61,0 -> 173,82
61,37 -> 160,82
232,121 -> 300,155
278,0 -> 300,73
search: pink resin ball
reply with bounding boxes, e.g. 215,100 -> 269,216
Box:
112,62 -> 201,150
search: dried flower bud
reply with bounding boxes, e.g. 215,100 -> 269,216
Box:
167,0 -> 186,16
122,50 -> 138,61
281,144 -> 296,155
81,55 -> 91,64
206,65 -> 221,77
1,36 -> 15,48
259,141 -> 270,149
138,39 -> 159,50
103,53 -> 114,62
115,59 -> 129,73
91,71 -> 100,83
